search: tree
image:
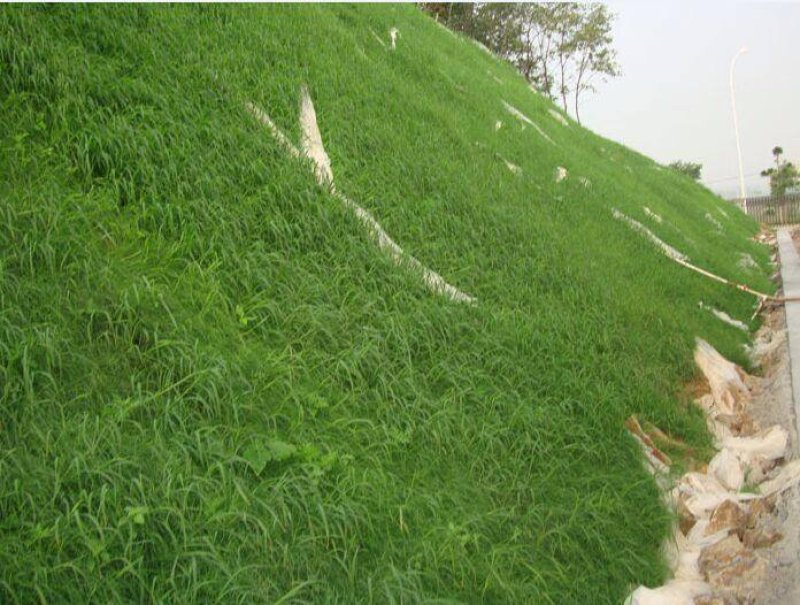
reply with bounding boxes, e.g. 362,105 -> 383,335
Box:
550,4 -> 581,113
761,146 -> 799,197
514,4 -> 558,94
668,161 -> 702,181
470,3 -> 525,57
421,3 -> 476,34
421,3 -> 523,54
570,4 -> 619,124
420,3 -> 620,123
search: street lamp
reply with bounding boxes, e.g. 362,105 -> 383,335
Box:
730,46 -> 748,212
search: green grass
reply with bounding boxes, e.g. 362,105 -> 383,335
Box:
0,5 -> 772,603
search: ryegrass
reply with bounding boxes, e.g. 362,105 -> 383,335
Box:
0,4 -> 772,603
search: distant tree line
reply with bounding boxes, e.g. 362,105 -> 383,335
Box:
421,3 -> 620,124
668,147 -> 800,195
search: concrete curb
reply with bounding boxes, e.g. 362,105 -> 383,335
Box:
776,228 -> 800,440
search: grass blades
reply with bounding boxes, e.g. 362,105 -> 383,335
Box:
0,4 -> 770,603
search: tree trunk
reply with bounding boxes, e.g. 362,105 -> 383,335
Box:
539,33 -> 554,100
541,49 -> 550,97
558,29 -> 568,112
574,53 -> 587,125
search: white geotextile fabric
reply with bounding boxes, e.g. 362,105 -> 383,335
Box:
694,338 -> 749,415
246,89 -> 476,305
548,108 -> 569,126
625,580 -> 712,605
612,208 -> 689,263
705,212 -> 723,231
698,301 -> 748,332
501,100 -> 555,145
643,207 -> 663,224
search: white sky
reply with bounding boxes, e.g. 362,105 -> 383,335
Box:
580,1 -> 800,198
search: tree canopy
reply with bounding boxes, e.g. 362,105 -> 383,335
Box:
761,146 -> 799,197
421,3 -> 620,123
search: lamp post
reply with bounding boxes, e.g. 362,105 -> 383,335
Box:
730,46 -> 748,212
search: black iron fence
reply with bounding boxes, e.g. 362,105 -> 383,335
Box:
735,193 -> 800,225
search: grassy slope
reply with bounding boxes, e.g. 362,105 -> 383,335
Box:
0,5 -> 772,604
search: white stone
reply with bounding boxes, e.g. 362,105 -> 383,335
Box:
694,338 -> 749,415
708,449 -> 745,491
722,425 -> 788,472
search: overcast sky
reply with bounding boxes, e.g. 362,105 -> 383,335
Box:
579,1 -> 800,198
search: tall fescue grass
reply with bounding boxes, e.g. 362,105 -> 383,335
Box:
0,4 -> 771,603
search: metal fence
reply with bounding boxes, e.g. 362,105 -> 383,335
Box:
735,193 -> 800,225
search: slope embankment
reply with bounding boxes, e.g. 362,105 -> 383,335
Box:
0,5 -> 774,603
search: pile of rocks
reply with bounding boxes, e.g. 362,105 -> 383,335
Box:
627,337 -> 800,605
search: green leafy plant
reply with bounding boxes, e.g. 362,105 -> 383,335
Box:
242,439 -> 298,475
668,160 -> 703,181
